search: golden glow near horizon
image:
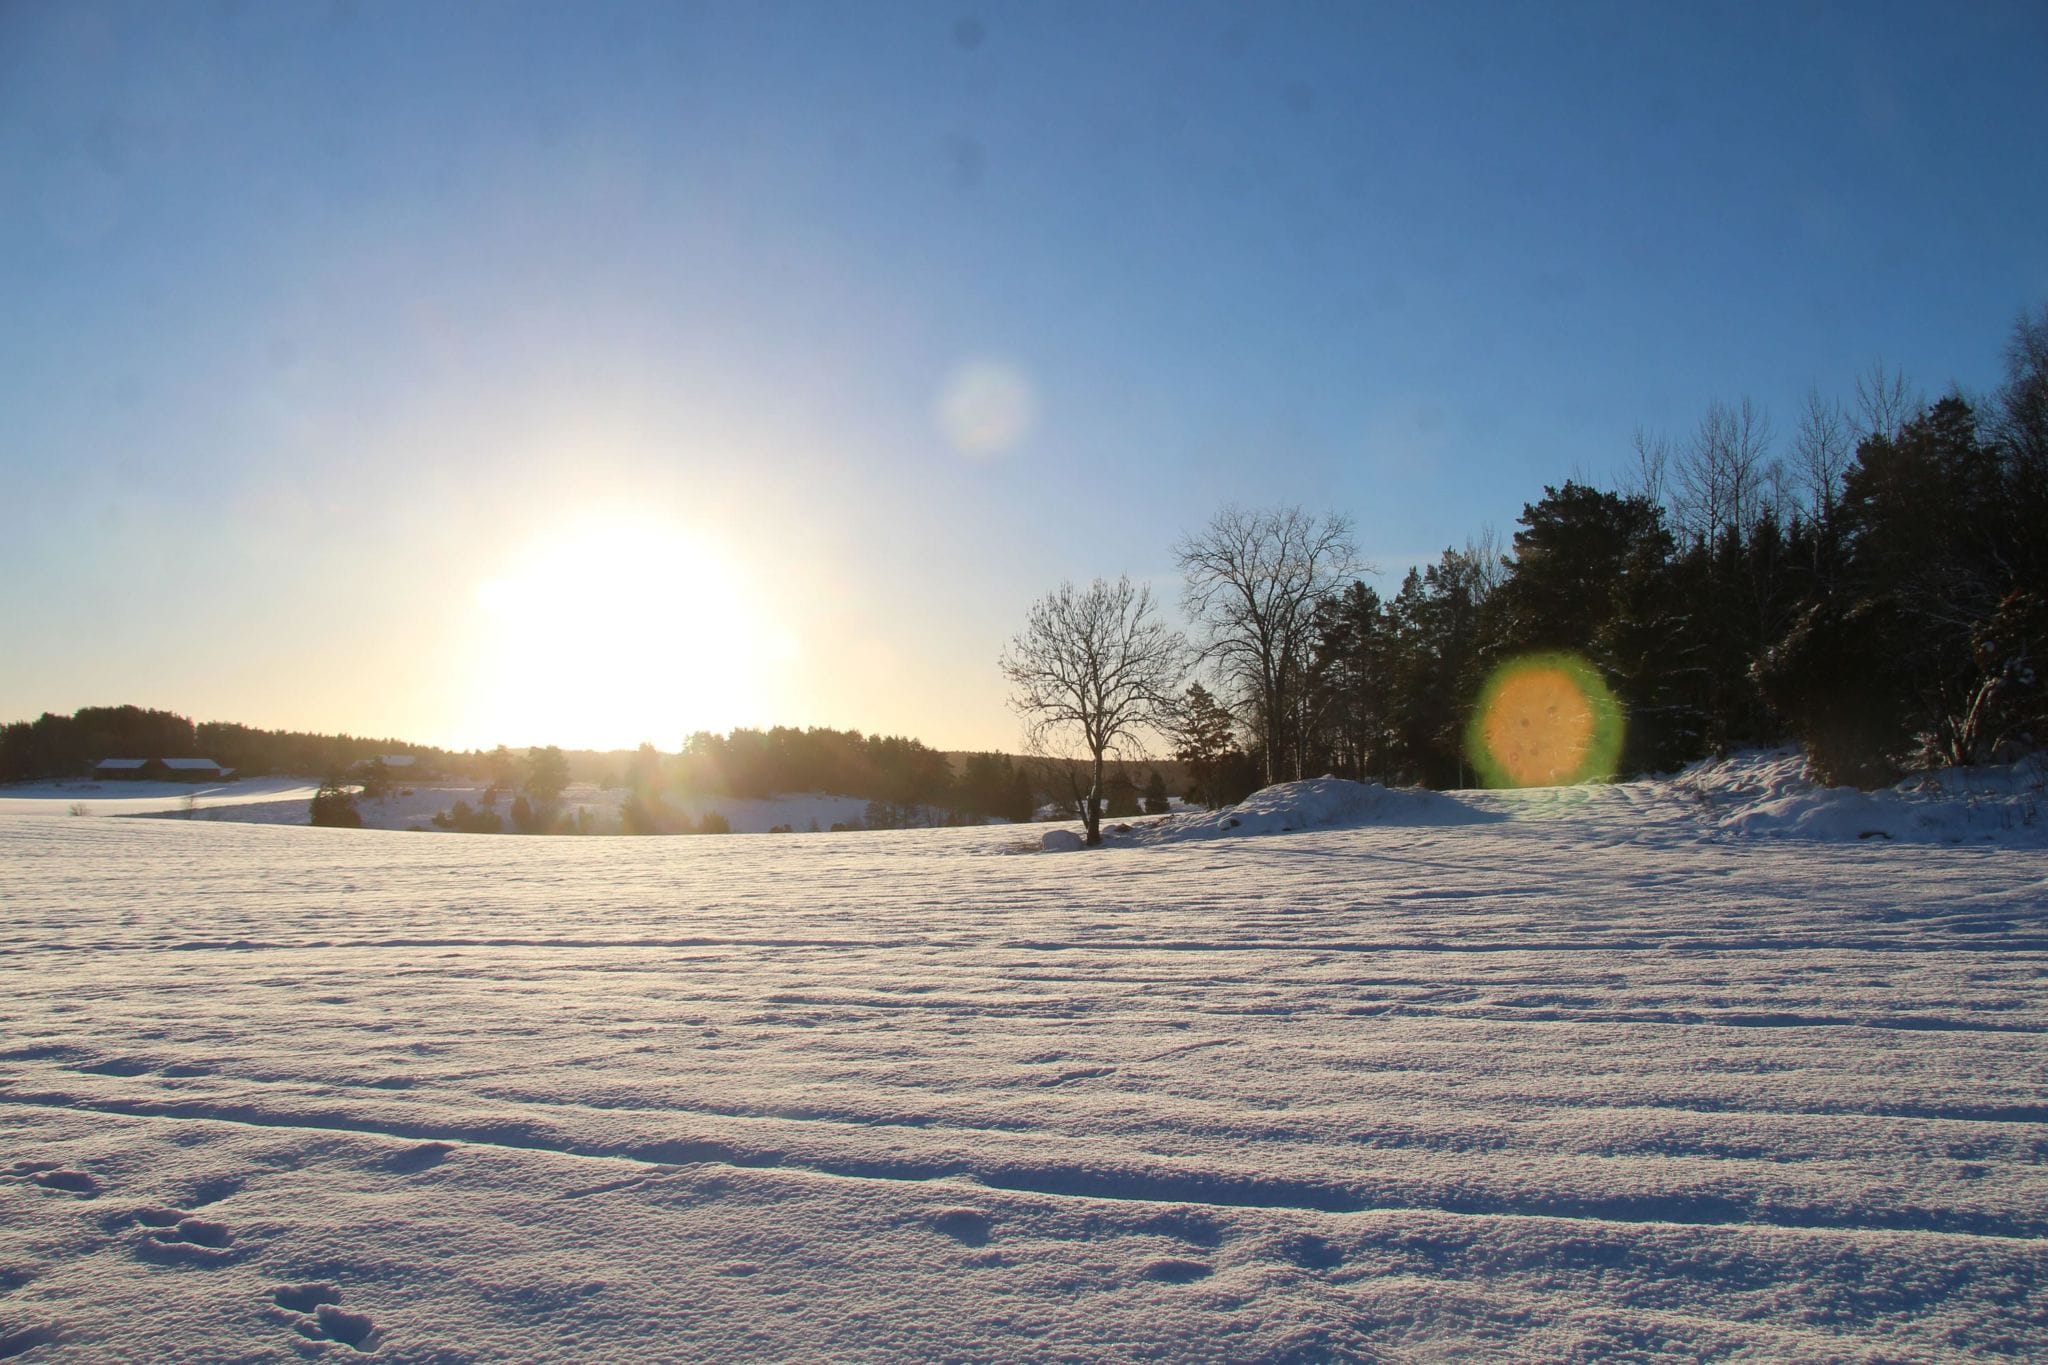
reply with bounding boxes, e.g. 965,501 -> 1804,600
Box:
1466,653 -> 1624,788
467,513 -> 795,751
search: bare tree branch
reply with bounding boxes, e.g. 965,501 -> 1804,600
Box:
1174,506 -> 1363,785
1674,397 -> 1774,548
1851,359 -> 1919,444
999,577 -> 1185,845
1793,386 -> 1852,528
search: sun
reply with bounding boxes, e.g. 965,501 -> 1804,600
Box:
467,513 -> 792,750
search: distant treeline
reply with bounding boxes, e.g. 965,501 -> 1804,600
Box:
1209,304 -> 2047,788
650,728 -> 1040,823
0,706 -> 447,784
594,729 -> 1174,834
2,706 -> 1167,825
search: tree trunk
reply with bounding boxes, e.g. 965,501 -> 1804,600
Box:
1084,754 -> 1105,846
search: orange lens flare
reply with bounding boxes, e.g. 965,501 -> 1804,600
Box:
1465,653 -> 1623,788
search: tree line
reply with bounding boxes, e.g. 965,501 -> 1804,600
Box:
648,727 -> 1038,826
1007,304 -> 2048,841
0,705 -> 447,784
1,703 -> 1098,833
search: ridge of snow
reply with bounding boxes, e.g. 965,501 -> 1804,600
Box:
1677,749 -> 2048,847
1118,777 -> 1494,846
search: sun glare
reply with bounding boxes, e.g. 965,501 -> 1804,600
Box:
468,515 -> 793,750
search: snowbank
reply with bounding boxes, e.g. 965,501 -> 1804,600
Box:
1683,750 -> 2048,846
1122,777 -> 1496,845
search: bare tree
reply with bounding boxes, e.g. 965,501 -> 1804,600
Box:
1622,423 -> 1671,519
1792,386 -> 1852,528
1851,360 -> 1918,444
1000,577 -> 1185,846
1990,304 -> 2048,478
1673,397 -> 1774,548
1465,523 -> 1507,597
1175,505 -> 1363,785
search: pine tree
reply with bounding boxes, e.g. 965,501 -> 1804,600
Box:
524,746 -> 571,806
1173,683 -> 1244,809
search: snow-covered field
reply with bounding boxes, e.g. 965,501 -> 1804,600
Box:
2,760 -> 2045,1360
2,780 -> 922,836
0,777 -> 321,820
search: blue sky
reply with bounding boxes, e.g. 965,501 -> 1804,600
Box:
4,0 -> 2044,751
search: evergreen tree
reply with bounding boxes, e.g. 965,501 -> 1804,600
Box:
1492,482 -> 1704,773
486,744 -> 521,791
1103,771 -> 1140,817
524,746 -> 571,805
1384,550 -> 1494,786
1757,392 -> 2038,779
1305,581 -> 1390,780
1172,683 -> 1242,809
1003,766 -> 1037,823
309,782 -> 362,828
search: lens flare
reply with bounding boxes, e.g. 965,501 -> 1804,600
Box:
935,358 -> 1036,458
1465,653 -> 1623,788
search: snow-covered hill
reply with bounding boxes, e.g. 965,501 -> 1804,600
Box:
1,762 -> 2043,1359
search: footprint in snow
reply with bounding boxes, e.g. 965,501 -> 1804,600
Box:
1140,1257 -> 1214,1284
5,1162 -> 101,1200
0,1325 -> 65,1359
131,1207 -> 237,1266
1136,1208 -> 1224,1248
375,1142 -> 453,1174
73,1058 -> 153,1077
928,1208 -> 993,1246
1036,1065 -> 1117,1088
1277,1233 -> 1345,1270
272,1284 -> 380,1352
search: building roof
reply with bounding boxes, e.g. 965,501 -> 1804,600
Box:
161,758 -> 227,771
378,755 -> 418,767
95,758 -> 148,770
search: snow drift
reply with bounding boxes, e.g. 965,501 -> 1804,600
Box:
1682,750 -> 2048,847
1121,777 -> 1496,846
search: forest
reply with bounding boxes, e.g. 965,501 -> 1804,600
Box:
0,707 -> 442,785
1156,305 -> 2047,795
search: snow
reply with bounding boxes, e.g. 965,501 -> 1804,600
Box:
1111,755 -> 2048,851
0,777 -> 320,819
1,760 -> 2045,1359
1128,776 -> 1494,844
3,781 -> 887,835
1678,750 -> 2048,847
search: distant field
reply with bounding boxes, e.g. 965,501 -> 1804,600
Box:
1,768 -> 2043,1360
0,776 -> 321,818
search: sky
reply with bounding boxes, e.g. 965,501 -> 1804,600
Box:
3,0 -> 2045,753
